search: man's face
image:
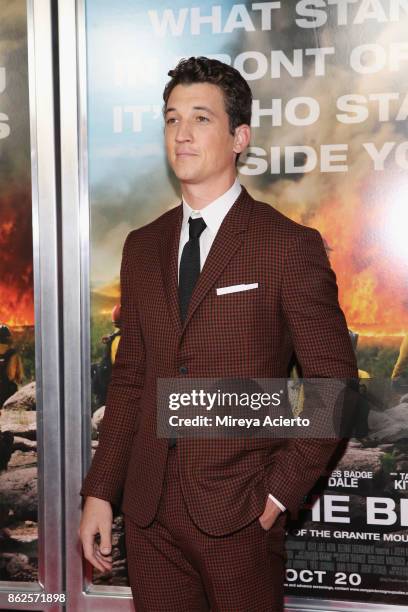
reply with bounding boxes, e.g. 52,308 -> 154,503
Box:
164,83 -> 239,188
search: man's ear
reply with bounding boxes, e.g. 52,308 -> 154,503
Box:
233,124 -> 251,155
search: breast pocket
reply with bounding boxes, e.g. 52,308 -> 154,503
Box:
215,282 -> 261,324
216,282 -> 259,296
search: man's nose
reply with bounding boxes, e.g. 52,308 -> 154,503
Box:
175,120 -> 192,142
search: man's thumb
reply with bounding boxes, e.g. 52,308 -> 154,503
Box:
100,530 -> 112,555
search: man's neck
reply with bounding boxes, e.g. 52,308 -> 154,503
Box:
181,174 -> 237,210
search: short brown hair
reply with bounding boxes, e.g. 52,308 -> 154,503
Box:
163,56 -> 252,135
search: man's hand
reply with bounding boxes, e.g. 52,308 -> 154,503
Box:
79,496 -> 113,572
258,496 -> 282,531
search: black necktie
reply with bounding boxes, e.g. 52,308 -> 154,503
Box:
169,217 -> 206,449
178,216 -> 207,323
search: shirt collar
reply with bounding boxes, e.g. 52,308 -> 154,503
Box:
182,178 -> 242,235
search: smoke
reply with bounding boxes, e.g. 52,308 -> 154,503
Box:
88,2 -> 408,333
90,164 -> 180,285
0,2 -> 31,186
237,14 -> 408,335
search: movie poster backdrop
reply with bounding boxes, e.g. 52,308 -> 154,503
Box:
85,0 -> 408,606
0,2 -> 38,584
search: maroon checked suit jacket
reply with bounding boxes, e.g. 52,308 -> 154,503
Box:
80,187 -> 358,536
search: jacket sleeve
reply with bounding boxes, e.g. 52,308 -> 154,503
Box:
80,231 -> 146,505
265,226 -> 358,517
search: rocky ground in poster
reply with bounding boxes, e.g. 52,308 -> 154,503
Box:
0,375 -> 38,582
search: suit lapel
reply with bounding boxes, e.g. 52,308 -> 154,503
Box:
159,188 -> 254,336
159,204 -> 183,335
182,187 -> 253,332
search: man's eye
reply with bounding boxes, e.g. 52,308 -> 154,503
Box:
166,117 -> 177,125
196,115 -> 209,123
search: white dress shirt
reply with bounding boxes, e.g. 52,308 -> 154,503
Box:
177,177 -> 286,514
178,178 -> 242,277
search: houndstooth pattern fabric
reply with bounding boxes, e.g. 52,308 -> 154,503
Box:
80,187 -> 358,534
124,446 -> 286,612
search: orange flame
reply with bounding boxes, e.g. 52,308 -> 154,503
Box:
299,172 -> 408,336
0,188 -> 34,327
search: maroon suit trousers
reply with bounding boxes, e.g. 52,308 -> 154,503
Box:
124,446 -> 287,612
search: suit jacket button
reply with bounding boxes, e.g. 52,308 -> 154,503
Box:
179,366 -> 188,374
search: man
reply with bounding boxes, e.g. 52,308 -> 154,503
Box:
0,324 -> 24,408
392,333 -> 408,393
91,304 -> 122,407
79,57 -> 358,611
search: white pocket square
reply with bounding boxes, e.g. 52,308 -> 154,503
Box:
216,283 -> 258,296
